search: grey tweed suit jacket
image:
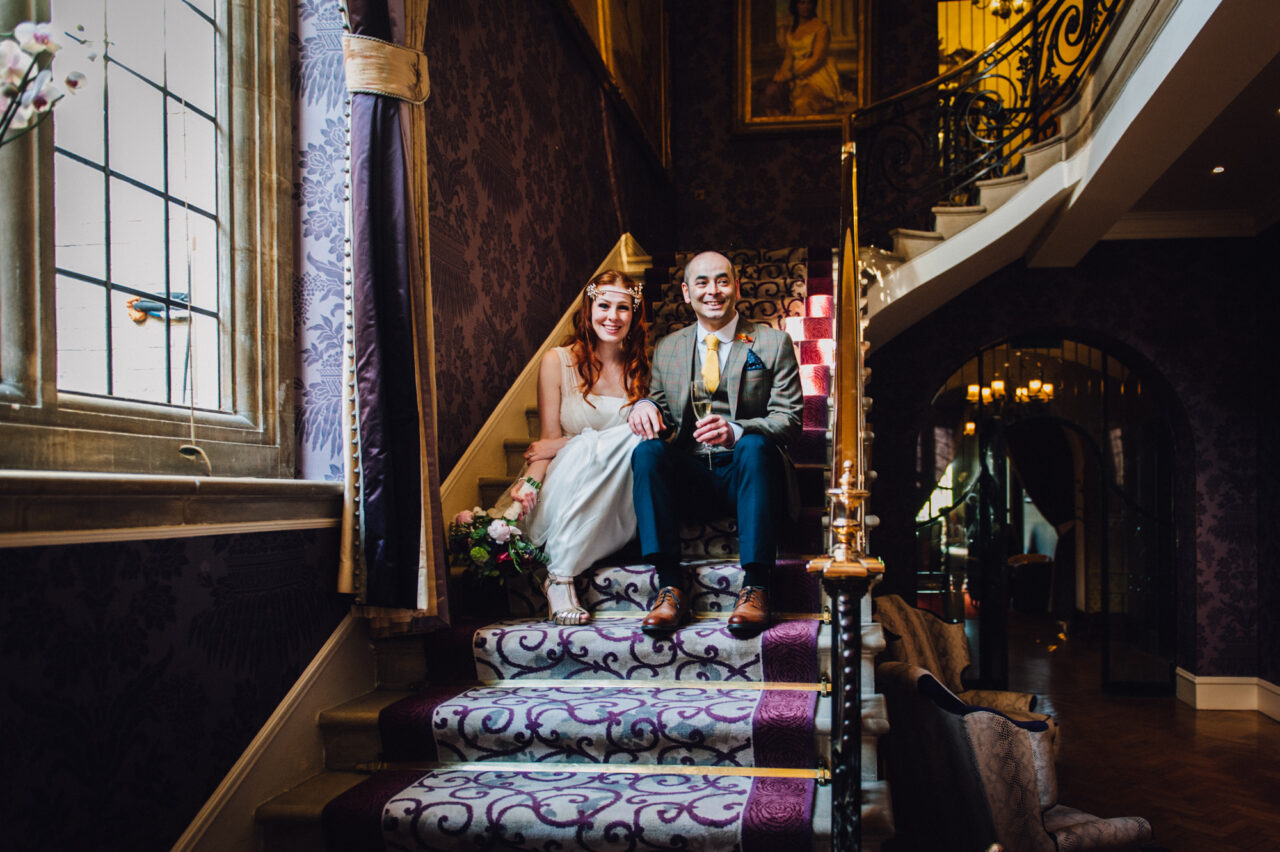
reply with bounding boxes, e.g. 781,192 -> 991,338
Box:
647,317 -> 803,448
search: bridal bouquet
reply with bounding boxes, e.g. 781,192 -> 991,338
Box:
447,504 -> 547,583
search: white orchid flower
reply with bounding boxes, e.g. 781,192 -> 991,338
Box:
14,21 -> 61,55
20,69 -> 61,112
0,39 -> 34,86
5,102 -> 35,130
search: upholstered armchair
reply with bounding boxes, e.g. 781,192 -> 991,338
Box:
872,593 -> 1048,724
877,662 -> 1153,852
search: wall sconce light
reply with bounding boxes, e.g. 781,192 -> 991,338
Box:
967,383 -> 980,403
963,421 -> 976,436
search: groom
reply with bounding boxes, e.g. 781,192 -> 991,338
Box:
628,251 -> 803,637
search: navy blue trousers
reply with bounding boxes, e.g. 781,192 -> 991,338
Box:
631,433 -> 781,567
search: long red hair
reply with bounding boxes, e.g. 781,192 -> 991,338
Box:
565,270 -> 650,406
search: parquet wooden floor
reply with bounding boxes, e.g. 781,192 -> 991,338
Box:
1004,612 -> 1280,851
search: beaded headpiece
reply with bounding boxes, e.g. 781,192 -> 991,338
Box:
586,279 -> 643,308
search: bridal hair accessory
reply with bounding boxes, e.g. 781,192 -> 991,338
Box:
586,280 -> 643,308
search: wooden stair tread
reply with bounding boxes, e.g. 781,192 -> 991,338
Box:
318,689 -> 413,728
888,227 -> 944,239
975,172 -> 1027,188
256,771 -> 366,822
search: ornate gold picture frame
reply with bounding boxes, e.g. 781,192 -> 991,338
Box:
736,0 -> 869,132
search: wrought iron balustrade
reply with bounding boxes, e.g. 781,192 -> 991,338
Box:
852,0 -> 1129,248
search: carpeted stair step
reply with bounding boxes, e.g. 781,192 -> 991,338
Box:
791,427 -> 830,466
473,616 -> 826,684
505,557 -> 822,618
317,766 -> 832,852
792,463 -> 828,502
376,682 -> 827,767
256,771 -> 367,852
780,507 -> 827,555
319,690 -> 415,771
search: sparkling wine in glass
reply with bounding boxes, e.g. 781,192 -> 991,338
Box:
690,380 -> 713,468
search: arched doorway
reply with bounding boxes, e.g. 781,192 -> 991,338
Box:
911,335 -> 1179,693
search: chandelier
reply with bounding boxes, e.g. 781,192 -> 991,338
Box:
965,377 -> 1054,405
973,0 -> 1030,19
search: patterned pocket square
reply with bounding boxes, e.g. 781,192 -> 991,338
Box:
744,350 -> 766,371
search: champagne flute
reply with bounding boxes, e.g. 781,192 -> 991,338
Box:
690,380 -> 713,469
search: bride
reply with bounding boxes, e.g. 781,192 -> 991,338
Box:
508,270 -> 650,625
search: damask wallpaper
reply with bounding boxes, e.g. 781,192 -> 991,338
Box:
866,234 -> 1273,679
425,0 -> 675,472
291,0 -> 674,478
0,528 -> 347,851
668,1 -> 842,253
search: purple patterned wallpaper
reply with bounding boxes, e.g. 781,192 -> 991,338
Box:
666,1 -> 937,254
422,0 -> 674,472
866,235 -> 1270,679
0,528 -> 347,851
668,1 -> 841,253
290,0 -> 675,478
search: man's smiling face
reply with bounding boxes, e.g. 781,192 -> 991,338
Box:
682,252 -> 739,331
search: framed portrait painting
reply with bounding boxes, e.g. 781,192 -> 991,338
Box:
736,0 -> 869,132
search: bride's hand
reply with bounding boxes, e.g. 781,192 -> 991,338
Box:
508,479 -> 540,516
523,437 -> 566,464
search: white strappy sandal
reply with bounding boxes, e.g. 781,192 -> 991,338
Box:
543,573 -> 591,626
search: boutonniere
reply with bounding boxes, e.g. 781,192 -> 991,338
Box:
735,333 -> 754,344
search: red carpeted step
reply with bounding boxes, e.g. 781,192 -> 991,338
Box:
790,427 -> 829,466
806,294 -> 833,318
799,365 -> 830,396
803,395 -> 829,429
784,316 -> 833,342
798,339 -> 835,366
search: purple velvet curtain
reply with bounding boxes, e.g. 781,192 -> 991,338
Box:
346,0 -> 448,621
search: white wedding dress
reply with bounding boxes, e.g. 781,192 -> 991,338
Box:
523,347 -> 642,577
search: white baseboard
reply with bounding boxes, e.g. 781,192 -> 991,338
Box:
170,614 -> 375,852
1260,677 -> 1280,722
1175,667 -> 1280,721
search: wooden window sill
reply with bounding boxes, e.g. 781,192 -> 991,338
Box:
0,472 -> 344,548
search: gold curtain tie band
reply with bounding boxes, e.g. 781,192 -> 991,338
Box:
342,33 -> 430,104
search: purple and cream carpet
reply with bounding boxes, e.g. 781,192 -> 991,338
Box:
320,559 -> 831,851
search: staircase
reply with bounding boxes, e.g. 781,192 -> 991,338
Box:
254,248 -> 891,850
860,0 -> 1280,348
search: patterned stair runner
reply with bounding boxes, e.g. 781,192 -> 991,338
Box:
319,558 -> 831,850
266,248 -> 842,851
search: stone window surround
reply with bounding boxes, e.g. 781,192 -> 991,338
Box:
0,0 -> 299,487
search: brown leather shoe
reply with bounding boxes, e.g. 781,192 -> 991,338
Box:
642,586 -> 690,634
727,586 -> 770,637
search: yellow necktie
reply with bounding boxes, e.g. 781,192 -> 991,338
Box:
702,334 -> 720,394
